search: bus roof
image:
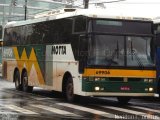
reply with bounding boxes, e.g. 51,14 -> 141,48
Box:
5,8 -> 152,28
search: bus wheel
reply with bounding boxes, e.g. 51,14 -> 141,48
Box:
117,97 -> 130,105
22,71 -> 33,93
14,71 -> 22,90
65,77 -> 74,102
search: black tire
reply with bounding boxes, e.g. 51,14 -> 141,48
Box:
14,71 -> 22,91
22,71 -> 33,93
65,77 -> 75,102
117,97 -> 130,105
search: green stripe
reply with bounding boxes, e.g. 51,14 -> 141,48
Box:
82,79 -> 155,93
17,46 -> 25,59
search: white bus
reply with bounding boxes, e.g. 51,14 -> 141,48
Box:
2,8 -> 156,104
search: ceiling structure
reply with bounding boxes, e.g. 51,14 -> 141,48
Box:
0,0 -> 113,26
0,0 -> 69,26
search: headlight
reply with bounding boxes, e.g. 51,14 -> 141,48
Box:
145,88 -> 148,91
149,79 -> 153,83
95,86 -> 100,91
144,79 -> 148,82
88,77 -> 106,81
83,77 -> 88,80
149,87 -> 154,92
95,77 -> 101,81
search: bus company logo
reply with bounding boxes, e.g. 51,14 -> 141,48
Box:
51,45 -> 66,55
96,70 -> 110,75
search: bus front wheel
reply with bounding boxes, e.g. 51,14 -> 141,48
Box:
65,77 -> 75,102
14,70 -> 22,91
22,71 -> 33,93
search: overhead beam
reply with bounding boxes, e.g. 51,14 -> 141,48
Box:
33,0 -> 68,5
0,12 -> 34,17
0,4 -> 54,10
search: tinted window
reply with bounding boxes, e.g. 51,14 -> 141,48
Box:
26,18 -> 73,44
0,26 -> 2,39
96,20 -> 122,26
126,36 -> 154,67
156,34 -> 160,47
74,16 -> 87,33
88,35 -> 125,66
3,27 -> 22,46
4,17 -> 73,46
154,24 -> 160,34
42,18 -> 73,44
154,24 -> 160,47
92,19 -> 152,35
88,35 -> 154,67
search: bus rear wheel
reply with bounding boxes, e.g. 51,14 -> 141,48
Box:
22,71 -> 33,93
117,97 -> 130,105
65,77 -> 75,102
14,71 -> 22,91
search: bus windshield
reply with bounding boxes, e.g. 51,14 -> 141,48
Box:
88,19 -> 154,67
88,35 -> 154,67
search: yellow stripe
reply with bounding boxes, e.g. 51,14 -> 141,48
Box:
13,47 -> 20,60
13,47 -> 23,73
83,68 -> 156,78
28,48 -> 45,84
21,48 -> 28,60
13,47 -> 45,85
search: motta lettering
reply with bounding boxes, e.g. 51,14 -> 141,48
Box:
51,45 -> 66,55
96,70 -> 110,75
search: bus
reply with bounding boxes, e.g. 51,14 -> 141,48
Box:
153,19 -> 160,96
2,8 -> 156,104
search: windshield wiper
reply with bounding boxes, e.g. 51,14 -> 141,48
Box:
107,40 -> 119,66
131,41 -> 144,69
116,40 -> 119,59
133,51 -> 144,69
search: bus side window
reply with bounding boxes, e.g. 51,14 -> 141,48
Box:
73,16 -> 87,33
3,29 -> 9,46
0,26 -> 2,40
